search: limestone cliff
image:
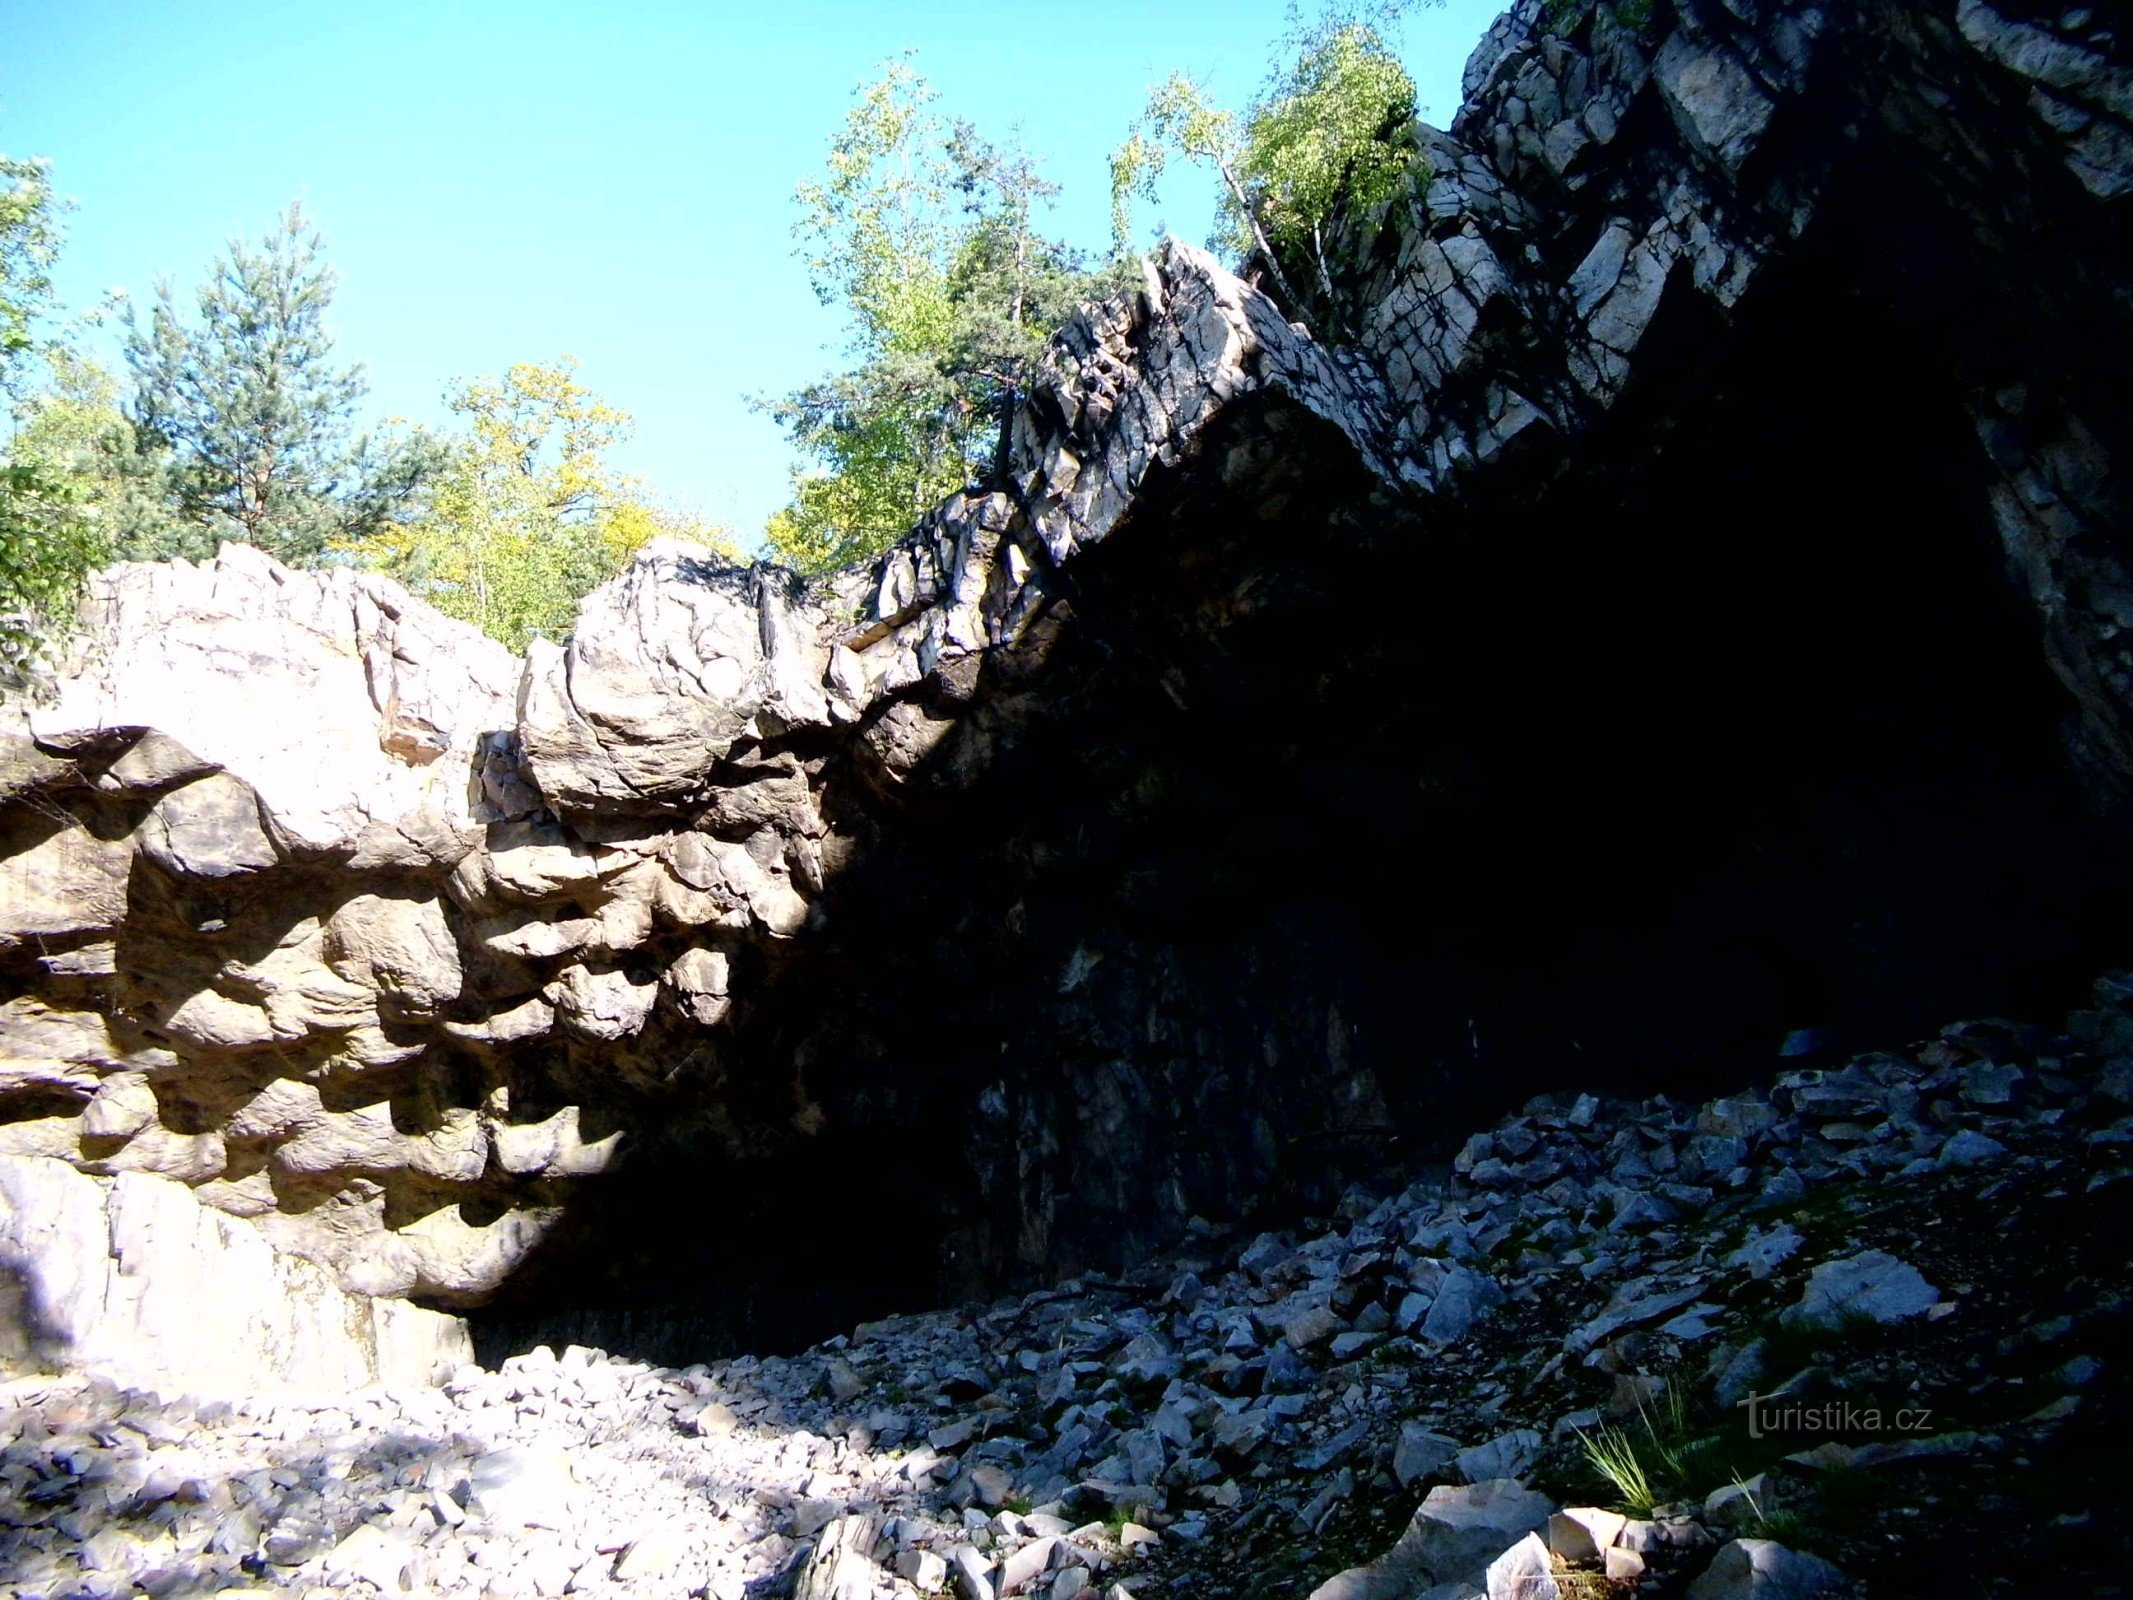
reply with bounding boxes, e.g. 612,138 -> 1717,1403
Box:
1,0 -> 2129,1360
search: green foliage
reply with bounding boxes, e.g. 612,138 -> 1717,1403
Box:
122,203 -> 441,565
0,155 -> 63,393
764,60 -> 1111,574
0,155 -> 106,681
1234,26 -> 1417,261
1578,1416 -> 1660,1515
362,358 -> 734,652
14,349 -> 191,561
0,460 -> 99,683
1109,76 -> 1242,257
1109,22 -> 1417,323
1576,1382 -> 1738,1515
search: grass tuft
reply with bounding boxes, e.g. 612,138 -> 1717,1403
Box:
1578,1419 -> 1659,1515
1577,1381 -> 1734,1516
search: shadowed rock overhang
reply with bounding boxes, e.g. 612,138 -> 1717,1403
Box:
2,0 -> 2129,1362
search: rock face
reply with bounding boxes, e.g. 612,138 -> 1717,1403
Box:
3,0 -> 2132,1349
0,1155 -> 469,1393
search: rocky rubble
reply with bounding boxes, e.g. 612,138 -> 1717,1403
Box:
8,972 -> 2129,1599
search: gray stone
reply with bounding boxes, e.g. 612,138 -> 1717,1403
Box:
1395,1423 -> 1462,1488
1456,1429 -> 1542,1485
1565,1283 -> 1703,1353
1422,1269 -> 1506,1346
1938,1129 -> 2008,1165
1784,1251 -> 1939,1328
467,1446 -> 576,1530
952,1544 -> 998,1600
1484,1533 -> 1559,1600
1306,1481 -> 1554,1600
999,1537 -> 1059,1594
615,1522 -> 694,1582
1726,1225 -> 1803,1280
0,1155 -> 469,1394
1653,31 -> 1776,171
324,1524 -> 417,1591
1684,1539 -> 1847,1599
897,1549 -> 950,1590
1546,1508 -> 1626,1563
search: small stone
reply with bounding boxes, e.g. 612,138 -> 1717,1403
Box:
263,1523 -> 333,1566
1456,1429 -> 1541,1484
1726,1225 -> 1803,1280
1546,1507 -> 1626,1562
324,1525 -> 415,1592
1784,1251 -> 1939,1328
686,1400 -> 738,1436
466,1447 -> 575,1530
614,1523 -> 691,1582
1286,1306 -> 1344,1350
1394,1423 -> 1461,1488
793,1499 -> 842,1538
1240,1234 -> 1295,1280
952,1545 -> 997,1600
1484,1532 -> 1559,1600
1421,1269 -> 1505,1346
521,1546 -> 577,1598
1306,1480 -> 1552,1600
1610,1191 -> 1679,1231
999,1538 -> 1059,1594
1938,1129 -> 2008,1166
1683,1538 -> 1846,1599
1702,1476 -> 1769,1528
897,1549 -> 950,1590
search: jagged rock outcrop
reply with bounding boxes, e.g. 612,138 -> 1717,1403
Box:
2,0 -> 2130,1349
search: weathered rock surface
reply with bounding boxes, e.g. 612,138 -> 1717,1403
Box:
0,1155 -> 468,1393
2,0 -> 2131,1357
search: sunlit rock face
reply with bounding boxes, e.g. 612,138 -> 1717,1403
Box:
3,0 -> 2131,1363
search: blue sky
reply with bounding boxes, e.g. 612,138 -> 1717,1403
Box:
4,0 -> 1506,547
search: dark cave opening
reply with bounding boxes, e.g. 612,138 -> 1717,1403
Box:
469,206 -> 2133,1369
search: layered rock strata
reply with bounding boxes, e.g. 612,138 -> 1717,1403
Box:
1,0 -> 2130,1339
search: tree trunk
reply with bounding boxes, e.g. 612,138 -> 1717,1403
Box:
1214,155 -> 1313,335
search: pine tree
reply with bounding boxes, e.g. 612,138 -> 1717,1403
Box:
121,203 -> 439,564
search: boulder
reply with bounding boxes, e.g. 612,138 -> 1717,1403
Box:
1684,1539 -> 1848,1599
1308,1480 -> 1554,1600
1784,1251 -> 1939,1329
